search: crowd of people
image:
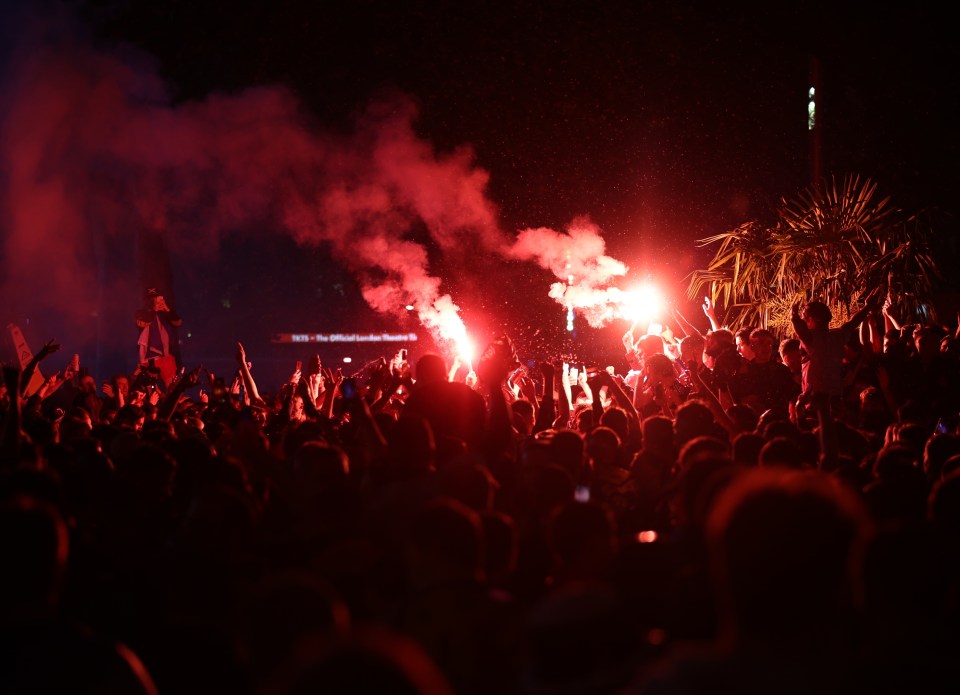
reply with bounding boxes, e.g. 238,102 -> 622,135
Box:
2,293 -> 960,694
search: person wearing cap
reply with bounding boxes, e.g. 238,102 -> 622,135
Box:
135,288 -> 182,388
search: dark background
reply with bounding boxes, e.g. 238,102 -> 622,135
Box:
3,1 -> 959,391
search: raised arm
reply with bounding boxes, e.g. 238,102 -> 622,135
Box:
881,295 -> 901,332
686,363 -> 737,436
155,294 -> 182,327
475,339 -> 516,456
320,367 -> 344,419
20,339 -> 60,397
295,379 -> 322,420
555,364 -> 573,429
290,360 -> 302,391
363,358 -> 391,406
843,303 -> 871,331
586,371 -> 607,424
702,297 -> 721,332
791,302 -> 812,343
236,342 -> 264,407
302,355 -> 324,410
862,310 -> 882,357
515,368 -> 540,417
597,371 -> 640,432
622,327 -> 637,355
1,367 -> 23,467
35,371 -> 66,402
577,369 -> 593,406
533,362 -> 556,434
369,364 -> 405,414
341,377 -> 387,457
157,364 -> 201,421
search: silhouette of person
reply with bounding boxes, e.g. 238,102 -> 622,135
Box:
135,288 -> 182,388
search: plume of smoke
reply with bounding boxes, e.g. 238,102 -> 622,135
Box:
0,5 -> 504,360
509,217 -> 631,327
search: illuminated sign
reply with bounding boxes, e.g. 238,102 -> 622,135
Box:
272,332 -> 419,344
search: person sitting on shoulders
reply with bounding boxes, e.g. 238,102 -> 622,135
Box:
135,288 -> 182,388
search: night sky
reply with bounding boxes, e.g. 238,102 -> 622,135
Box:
2,1 -> 958,390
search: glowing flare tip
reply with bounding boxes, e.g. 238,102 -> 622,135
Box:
621,283 -> 666,324
456,335 -> 475,366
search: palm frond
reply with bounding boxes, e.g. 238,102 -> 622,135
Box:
686,173 -> 944,331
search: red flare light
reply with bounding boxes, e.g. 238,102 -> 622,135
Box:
621,283 -> 666,325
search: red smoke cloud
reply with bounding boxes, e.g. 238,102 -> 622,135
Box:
0,6 -> 631,370
0,8 -> 507,359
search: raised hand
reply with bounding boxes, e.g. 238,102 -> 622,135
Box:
63,353 -> 80,380
477,336 -> 519,386
586,369 -> 608,390
321,366 -> 343,392
465,371 -> 478,389
517,373 -> 537,402
38,339 -> 61,359
367,357 -> 390,392
38,372 -> 60,399
882,293 -> 895,317
182,364 -> 202,388
539,361 -> 555,381
290,360 -> 302,385
577,369 -> 590,389
305,369 -> 323,402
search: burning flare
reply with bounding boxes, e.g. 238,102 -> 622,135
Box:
509,217 -> 632,328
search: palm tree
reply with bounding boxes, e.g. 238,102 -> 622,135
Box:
686,174 -> 942,331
